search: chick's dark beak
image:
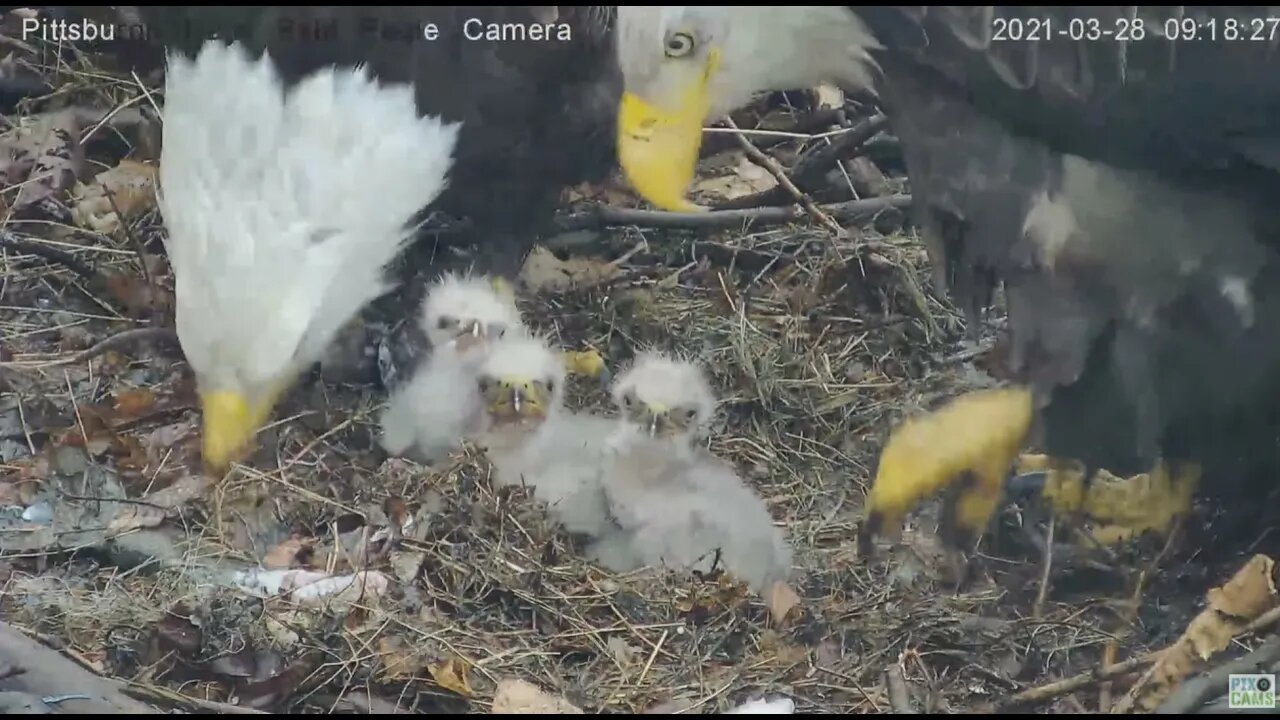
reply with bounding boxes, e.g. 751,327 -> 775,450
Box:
453,321 -> 485,352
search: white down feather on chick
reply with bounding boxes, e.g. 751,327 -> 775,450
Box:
379,272 -> 524,464
587,352 -> 793,594
467,331 -> 617,537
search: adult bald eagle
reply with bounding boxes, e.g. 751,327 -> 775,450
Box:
613,7 -> 1280,549
119,6 -> 621,280
159,40 -> 459,472
34,6 -> 619,471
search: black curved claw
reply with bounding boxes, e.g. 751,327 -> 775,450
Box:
1004,470 -> 1051,501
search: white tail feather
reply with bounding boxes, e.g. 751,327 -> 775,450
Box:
158,40 -> 461,392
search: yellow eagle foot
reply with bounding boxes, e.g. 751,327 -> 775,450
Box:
1011,454 -> 1200,547
561,348 -> 611,384
858,386 -> 1035,555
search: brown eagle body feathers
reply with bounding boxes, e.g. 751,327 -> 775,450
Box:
127,6 -> 621,279
854,6 -> 1280,485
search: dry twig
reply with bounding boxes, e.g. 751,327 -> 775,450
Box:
886,662 -> 916,714
725,117 -> 847,238
554,195 -> 911,232
0,325 -> 177,368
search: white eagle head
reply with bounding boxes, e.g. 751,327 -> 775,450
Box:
613,6 -> 880,211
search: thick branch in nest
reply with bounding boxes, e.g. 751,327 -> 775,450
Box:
554,195 -> 911,233
0,229 -> 98,280
717,114 -> 891,211
0,621 -> 160,713
1114,553 -> 1279,713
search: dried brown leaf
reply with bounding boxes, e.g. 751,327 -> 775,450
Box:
0,110 -> 83,211
144,421 -> 197,463
16,479 -> 41,506
606,635 -> 636,669
765,581 -> 803,625
107,473 -> 210,534
112,388 -> 156,419
691,152 -> 777,202
232,653 -> 310,708
263,614 -> 300,648
519,245 -> 619,293
104,271 -> 170,318
0,482 -> 21,506
385,496 -> 410,529
113,434 -> 149,473
70,159 -> 157,234
813,83 -> 845,111
428,656 -> 474,698
389,550 -> 425,585
1121,554 -> 1279,712
376,636 -> 425,681
491,678 -> 583,714
156,610 -> 201,657
263,538 -> 308,570
106,503 -> 166,534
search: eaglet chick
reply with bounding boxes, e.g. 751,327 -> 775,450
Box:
587,352 -> 792,593
379,272 -> 524,465
469,332 -> 617,536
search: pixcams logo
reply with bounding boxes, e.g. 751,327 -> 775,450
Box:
1229,674 -> 1276,709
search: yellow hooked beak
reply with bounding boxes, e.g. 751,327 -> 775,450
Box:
617,50 -> 721,212
484,376 -> 550,426
643,401 -> 670,438
201,389 -> 280,474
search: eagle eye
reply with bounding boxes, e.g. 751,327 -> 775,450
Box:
665,31 -> 695,58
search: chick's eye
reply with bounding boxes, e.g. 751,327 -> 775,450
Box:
683,408 -> 699,421
437,316 -> 455,330
665,31 -> 694,58
477,377 -> 492,393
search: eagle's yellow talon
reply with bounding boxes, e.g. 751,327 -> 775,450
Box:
859,386 -> 1035,552
1074,462 -> 1199,546
1017,453 -> 1090,514
1012,453 -> 1199,547
562,349 -> 609,381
